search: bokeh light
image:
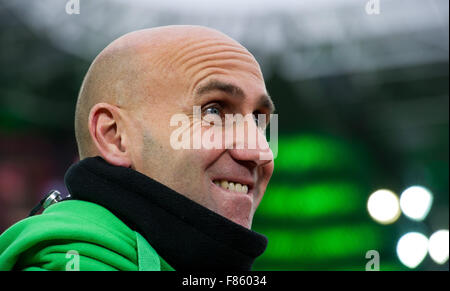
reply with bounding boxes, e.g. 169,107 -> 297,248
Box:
428,230 -> 449,265
400,186 -> 433,221
367,189 -> 401,225
396,232 -> 429,269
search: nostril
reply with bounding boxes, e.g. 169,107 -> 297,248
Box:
235,160 -> 257,172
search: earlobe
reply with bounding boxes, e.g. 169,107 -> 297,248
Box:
88,103 -> 132,168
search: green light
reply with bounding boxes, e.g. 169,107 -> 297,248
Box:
252,134 -> 394,270
258,223 -> 383,261
258,182 -> 365,219
274,135 -> 363,172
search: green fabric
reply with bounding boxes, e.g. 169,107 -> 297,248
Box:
136,232 -> 159,271
0,200 -> 174,271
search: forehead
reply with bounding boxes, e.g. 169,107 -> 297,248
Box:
167,37 -> 265,96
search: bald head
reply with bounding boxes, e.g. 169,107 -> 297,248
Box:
75,25 -> 262,158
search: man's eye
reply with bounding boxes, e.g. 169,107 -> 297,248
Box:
204,106 -> 221,116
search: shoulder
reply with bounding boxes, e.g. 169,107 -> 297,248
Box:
0,200 -> 161,271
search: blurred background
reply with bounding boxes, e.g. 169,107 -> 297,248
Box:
0,0 -> 448,270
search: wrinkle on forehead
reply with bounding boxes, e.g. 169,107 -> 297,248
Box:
171,42 -> 263,96
182,47 -> 261,76
169,38 -> 251,68
186,60 -> 263,97
177,46 -> 255,75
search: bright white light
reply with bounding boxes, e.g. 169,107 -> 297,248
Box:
400,186 -> 433,221
396,232 -> 429,268
367,189 -> 401,224
428,230 -> 449,264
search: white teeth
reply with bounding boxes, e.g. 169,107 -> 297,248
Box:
228,182 -> 235,191
215,180 -> 249,194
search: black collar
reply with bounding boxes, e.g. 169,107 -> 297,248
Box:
64,157 -> 267,270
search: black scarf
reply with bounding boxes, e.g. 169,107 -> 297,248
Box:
64,157 -> 267,271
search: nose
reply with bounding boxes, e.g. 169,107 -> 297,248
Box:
226,114 -> 273,167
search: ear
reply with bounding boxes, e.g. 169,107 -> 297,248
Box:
88,102 -> 131,167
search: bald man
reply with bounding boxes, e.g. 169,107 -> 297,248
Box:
0,25 -> 275,271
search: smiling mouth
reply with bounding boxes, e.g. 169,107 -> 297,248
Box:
213,180 -> 250,194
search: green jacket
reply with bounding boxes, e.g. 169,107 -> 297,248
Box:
0,200 -> 174,271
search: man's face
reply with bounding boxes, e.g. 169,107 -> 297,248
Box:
128,37 -> 274,229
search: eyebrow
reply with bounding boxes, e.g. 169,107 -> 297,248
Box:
194,79 -> 276,114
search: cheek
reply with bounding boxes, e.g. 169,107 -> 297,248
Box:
198,148 -> 225,169
168,149 -> 220,188
263,161 -> 275,183
254,161 -> 274,203
177,149 -> 223,191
